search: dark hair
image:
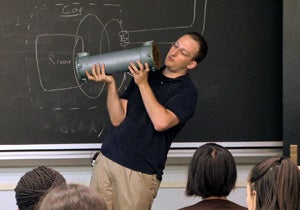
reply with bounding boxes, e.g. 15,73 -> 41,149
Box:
37,183 -> 107,210
14,166 -> 66,210
248,157 -> 300,210
185,31 -> 208,63
185,143 -> 237,198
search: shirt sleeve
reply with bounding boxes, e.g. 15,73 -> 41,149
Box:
165,84 -> 198,123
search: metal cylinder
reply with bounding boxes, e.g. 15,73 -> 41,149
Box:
75,40 -> 161,82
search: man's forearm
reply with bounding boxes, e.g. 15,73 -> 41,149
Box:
106,81 -> 126,126
138,83 -> 179,131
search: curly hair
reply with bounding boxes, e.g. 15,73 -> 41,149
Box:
14,166 -> 66,210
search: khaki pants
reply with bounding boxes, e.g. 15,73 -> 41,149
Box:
90,153 -> 160,210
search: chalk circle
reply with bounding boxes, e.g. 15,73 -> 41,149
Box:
73,14 -> 127,99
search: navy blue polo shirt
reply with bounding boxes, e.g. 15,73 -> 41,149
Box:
101,69 -> 198,180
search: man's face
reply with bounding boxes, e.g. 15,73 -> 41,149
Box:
164,35 -> 199,72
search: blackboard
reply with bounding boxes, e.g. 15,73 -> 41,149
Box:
0,0 -> 282,149
283,0 -> 300,162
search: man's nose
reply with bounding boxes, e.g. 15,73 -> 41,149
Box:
171,48 -> 180,56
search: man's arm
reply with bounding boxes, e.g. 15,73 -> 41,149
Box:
128,61 -> 179,131
86,64 -> 127,126
106,80 -> 127,126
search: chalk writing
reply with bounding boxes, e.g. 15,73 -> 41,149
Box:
49,53 -> 72,65
56,3 -> 84,18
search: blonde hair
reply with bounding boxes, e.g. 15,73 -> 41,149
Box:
37,183 -> 107,210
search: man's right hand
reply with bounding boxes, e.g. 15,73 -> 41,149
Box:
86,63 -> 114,85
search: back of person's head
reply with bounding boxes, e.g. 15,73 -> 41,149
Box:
185,143 -> 237,198
14,166 -> 66,210
37,183 -> 108,210
247,156 -> 300,210
184,31 -> 208,63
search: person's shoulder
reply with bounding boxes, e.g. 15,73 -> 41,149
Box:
178,200 -> 247,210
178,205 -> 197,210
177,201 -> 206,210
225,200 -> 247,210
202,199 -> 247,210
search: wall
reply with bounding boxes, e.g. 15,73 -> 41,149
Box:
0,147 -> 282,210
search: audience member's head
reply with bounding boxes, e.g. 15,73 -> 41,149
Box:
37,183 -> 107,210
185,143 -> 237,198
14,166 -> 66,210
247,156 -> 300,210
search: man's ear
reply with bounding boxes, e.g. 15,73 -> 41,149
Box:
187,60 -> 197,70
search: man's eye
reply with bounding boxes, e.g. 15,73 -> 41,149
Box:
181,51 -> 188,56
173,43 -> 179,48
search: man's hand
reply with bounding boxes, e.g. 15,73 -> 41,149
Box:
86,63 -> 114,85
128,60 -> 150,86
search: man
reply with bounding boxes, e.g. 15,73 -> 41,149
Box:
88,31 -> 208,210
